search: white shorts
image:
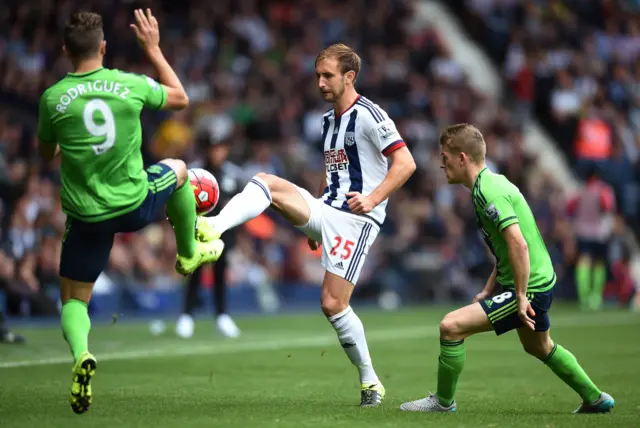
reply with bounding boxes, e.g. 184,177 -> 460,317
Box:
294,185 -> 380,285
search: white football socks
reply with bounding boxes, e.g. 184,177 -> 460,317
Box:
208,176 -> 272,234
328,306 -> 380,385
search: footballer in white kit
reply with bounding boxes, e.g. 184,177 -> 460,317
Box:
196,43 -> 416,407
295,95 -> 406,285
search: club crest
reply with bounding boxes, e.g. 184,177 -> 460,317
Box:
344,131 -> 356,146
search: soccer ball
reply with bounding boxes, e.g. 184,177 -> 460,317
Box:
188,168 -> 219,215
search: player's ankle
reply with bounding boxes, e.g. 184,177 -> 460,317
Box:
435,393 -> 453,407
440,336 -> 464,343
357,363 -> 379,385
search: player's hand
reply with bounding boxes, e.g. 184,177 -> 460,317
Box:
345,192 -> 376,215
307,238 -> 320,251
473,290 -> 491,304
517,297 -> 536,330
130,9 -> 160,51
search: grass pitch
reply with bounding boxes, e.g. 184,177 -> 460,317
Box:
0,306 -> 638,427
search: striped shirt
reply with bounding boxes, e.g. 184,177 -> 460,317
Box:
321,95 -> 405,225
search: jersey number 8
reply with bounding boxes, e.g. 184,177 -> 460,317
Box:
492,291 -> 513,304
83,99 -> 116,155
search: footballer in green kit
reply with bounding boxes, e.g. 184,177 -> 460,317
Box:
37,10 -> 223,414
400,124 -> 614,414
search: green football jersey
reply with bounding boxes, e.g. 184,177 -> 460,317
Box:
471,168 -> 556,293
37,67 -> 167,222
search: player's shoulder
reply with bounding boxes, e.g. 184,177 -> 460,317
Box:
109,68 -> 141,82
476,169 -> 518,201
354,96 -> 390,125
322,108 -> 334,120
41,75 -> 73,101
110,68 -> 154,85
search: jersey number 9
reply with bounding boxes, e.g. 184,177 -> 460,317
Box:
83,99 -> 116,155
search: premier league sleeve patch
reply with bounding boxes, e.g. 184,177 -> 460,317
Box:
376,121 -> 397,139
484,203 -> 500,223
146,76 -> 160,90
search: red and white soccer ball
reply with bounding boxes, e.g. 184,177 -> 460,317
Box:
188,168 -> 219,215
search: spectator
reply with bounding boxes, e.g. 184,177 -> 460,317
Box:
566,165 -> 616,310
0,0 -> 585,316
453,0 -> 640,311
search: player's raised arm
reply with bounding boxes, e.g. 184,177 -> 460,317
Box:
501,223 -> 535,329
130,9 -> 189,110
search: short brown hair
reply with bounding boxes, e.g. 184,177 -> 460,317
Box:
315,43 -> 361,80
64,12 -> 104,60
439,123 -> 486,164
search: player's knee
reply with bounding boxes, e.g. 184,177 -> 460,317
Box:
161,159 -> 188,187
522,338 -> 554,360
255,172 -> 276,191
173,159 -> 188,187
60,277 -> 94,304
255,172 -> 287,208
439,313 -> 464,340
320,294 -> 348,317
577,254 -> 592,266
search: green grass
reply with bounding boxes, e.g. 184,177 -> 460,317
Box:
0,307 -> 639,427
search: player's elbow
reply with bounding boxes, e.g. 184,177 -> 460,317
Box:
519,239 -> 529,254
165,88 -> 190,110
510,239 -> 528,257
405,157 -> 417,176
394,149 -> 416,176
175,92 -> 189,110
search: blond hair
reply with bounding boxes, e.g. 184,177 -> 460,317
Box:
439,123 -> 486,164
315,43 -> 361,80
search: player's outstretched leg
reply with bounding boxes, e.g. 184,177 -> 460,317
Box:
517,328 -> 614,414
198,173 -> 273,240
401,303 -> 492,413
198,173 -> 313,241
60,277 -> 96,415
159,159 -> 224,275
321,273 -> 384,407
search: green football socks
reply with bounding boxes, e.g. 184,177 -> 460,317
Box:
166,182 -> 197,259
575,259 -> 591,309
543,343 -> 602,403
61,299 -> 91,362
436,340 -> 466,407
591,263 -> 606,309
576,258 -> 606,310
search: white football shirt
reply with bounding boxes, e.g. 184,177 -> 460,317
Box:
321,95 -> 405,225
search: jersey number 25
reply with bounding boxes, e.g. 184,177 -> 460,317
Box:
330,236 -> 355,260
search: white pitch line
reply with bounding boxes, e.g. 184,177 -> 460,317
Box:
1,314 -> 637,369
0,326 -> 435,369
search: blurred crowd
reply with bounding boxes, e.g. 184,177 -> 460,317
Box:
0,0 -> 636,317
452,0 -> 639,307
457,0 -> 640,223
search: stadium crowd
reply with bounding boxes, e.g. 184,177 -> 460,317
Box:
0,0 -> 635,318
451,0 -> 640,308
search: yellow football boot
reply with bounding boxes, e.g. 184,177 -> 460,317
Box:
70,351 -> 97,414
